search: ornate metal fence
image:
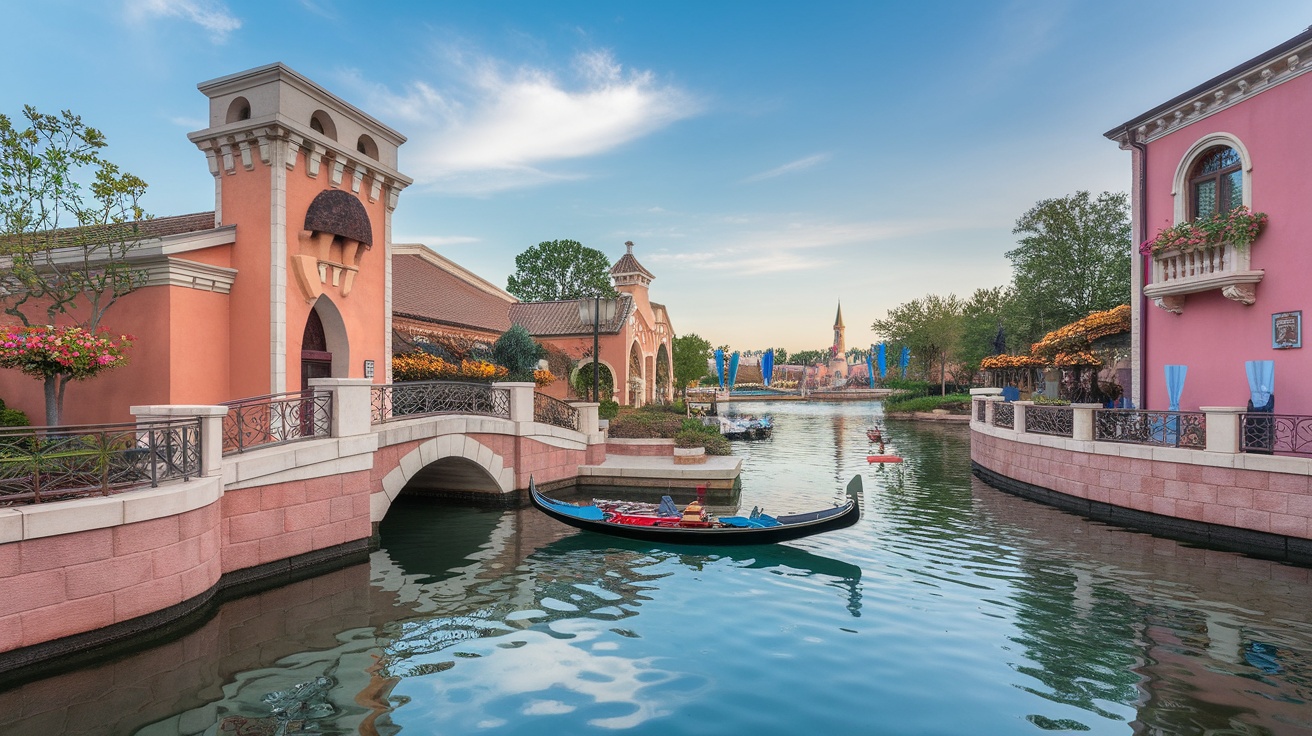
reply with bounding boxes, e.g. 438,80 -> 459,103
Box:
371,381 -> 511,424
992,403 -> 1014,429
223,390 -> 333,455
1026,405 -> 1073,437
1094,409 -> 1205,449
1240,413 -> 1312,455
0,419 -> 201,505
534,393 -> 580,431
975,400 -> 986,422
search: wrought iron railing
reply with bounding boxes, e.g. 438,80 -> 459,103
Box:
371,381 -> 511,424
1094,409 -> 1205,449
1240,413 -> 1312,455
223,390 -> 332,455
1026,405 -> 1073,437
975,400 -> 986,422
534,393 -> 580,431
0,419 -> 201,505
992,403 -> 1014,429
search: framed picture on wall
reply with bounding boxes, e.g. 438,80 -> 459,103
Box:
1273,310 -> 1302,349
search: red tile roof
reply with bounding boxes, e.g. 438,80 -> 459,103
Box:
0,211 -> 219,251
509,297 -> 632,337
392,253 -> 514,333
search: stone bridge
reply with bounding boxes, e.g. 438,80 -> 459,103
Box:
0,380 -> 738,680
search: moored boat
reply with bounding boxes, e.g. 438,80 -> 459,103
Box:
529,475 -> 862,545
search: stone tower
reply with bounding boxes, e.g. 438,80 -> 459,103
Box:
828,301 -> 847,383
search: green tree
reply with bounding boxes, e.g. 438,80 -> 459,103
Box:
957,286 -> 1018,386
790,349 -> 828,365
1007,191 -> 1130,344
872,293 -> 964,395
506,239 -> 618,301
772,347 -> 789,364
492,324 -> 544,375
0,106 -> 150,425
671,333 -> 713,399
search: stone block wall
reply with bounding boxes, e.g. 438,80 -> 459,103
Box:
971,429 -> 1312,545
0,503 -> 221,656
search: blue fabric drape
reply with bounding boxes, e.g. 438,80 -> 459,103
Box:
1164,365 -> 1187,412
899,346 -> 910,379
876,343 -> 887,378
866,354 -> 875,387
729,352 -> 740,388
1246,360 -> 1274,407
762,349 -> 774,387
714,349 -> 725,389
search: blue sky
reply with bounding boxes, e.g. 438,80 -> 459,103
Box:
3,1 -> 1307,352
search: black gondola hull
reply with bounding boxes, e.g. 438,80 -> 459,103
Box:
529,475 -> 862,546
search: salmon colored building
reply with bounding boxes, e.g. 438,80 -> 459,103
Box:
0,63 -> 412,424
391,241 -> 675,406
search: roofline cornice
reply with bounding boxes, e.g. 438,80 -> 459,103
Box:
1106,29 -> 1312,147
196,62 -> 406,145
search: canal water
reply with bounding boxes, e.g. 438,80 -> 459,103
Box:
4,401 -> 1312,735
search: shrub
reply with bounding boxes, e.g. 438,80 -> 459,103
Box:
883,393 -> 972,414
0,408 -> 29,427
1032,396 -> 1070,406
598,400 -> 620,420
607,411 -> 685,438
492,324 -> 543,373
675,428 -> 731,455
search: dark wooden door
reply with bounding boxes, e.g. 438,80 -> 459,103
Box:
301,309 -> 333,391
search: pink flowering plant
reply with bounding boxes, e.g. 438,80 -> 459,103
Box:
0,325 -> 133,425
1139,206 -> 1268,256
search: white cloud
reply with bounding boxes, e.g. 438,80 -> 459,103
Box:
742,153 -> 831,183
124,0 -> 241,38
350,50 -> 698,194
645,216 -> 987,276
167,115 -> 207,128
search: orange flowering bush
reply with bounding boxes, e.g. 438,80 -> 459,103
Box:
1031,305 -> 1130,361
1052,351 -> 1102,367
979,354 -> 1045,370
533,369 -> 555,386
391,352 -> 509,382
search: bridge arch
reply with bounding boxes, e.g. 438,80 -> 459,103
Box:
372,434 -> 513,522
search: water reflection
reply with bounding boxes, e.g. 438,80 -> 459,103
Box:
2,401 -> 1312,735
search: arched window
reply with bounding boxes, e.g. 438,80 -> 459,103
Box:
356,134 -> 379,160
226,96 -> 251,124
1188,145 -> 1242,220
309,110 -> 337,141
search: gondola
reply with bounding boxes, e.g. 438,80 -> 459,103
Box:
528,475 -> 863,545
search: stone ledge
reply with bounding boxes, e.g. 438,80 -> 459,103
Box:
1,476 -> 222,543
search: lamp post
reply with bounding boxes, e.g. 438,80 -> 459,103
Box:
577,295 -> 619,402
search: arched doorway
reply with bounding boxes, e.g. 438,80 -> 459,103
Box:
656,343 -> 671,403
628,342 -> 643,406
301,309 -> 333,390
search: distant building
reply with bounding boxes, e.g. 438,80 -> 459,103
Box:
390,241 -> 675,406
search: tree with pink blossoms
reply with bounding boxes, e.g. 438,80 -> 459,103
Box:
0,326 -> 132,424
0,106 -> 151,425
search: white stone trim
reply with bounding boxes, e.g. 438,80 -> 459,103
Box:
270,136 -> 289,394
136,257 -> 239,293
0,476 -> 221,543
1112,47 -> 1312,146
372,435 -> 511,521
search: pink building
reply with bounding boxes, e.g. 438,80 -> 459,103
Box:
1105,29 -> 1312,413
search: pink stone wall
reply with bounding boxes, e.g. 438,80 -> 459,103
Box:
605,441 -> 675,457
1139,72 -> 1312,413
220,471 -> 373,574
0,504 -> 222,655
971,431 -> 1312,540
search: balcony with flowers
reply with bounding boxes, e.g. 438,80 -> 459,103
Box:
1140,207 -> 1268,313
